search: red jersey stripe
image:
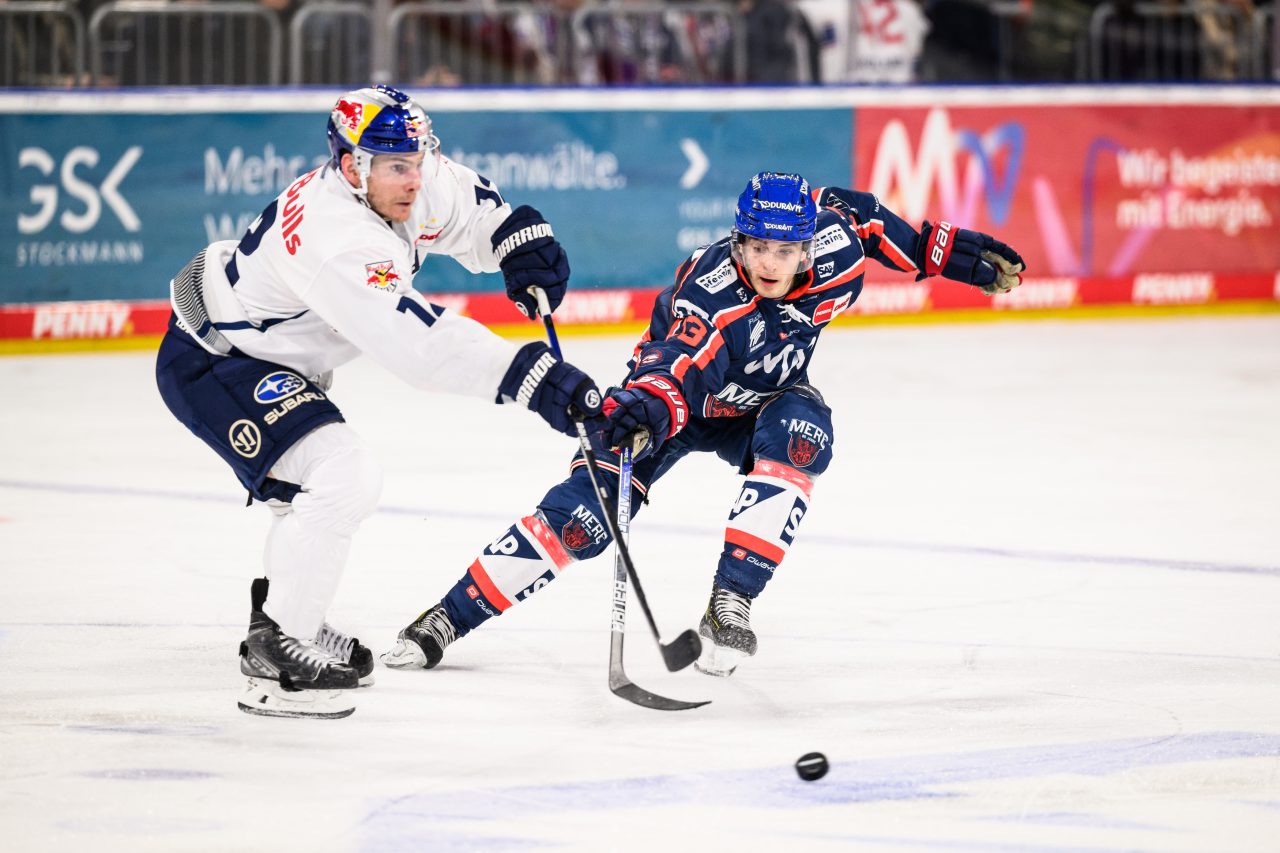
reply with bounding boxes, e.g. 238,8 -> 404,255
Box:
725,528 -> 786,564
467,559 -> 512,612
752,459 -> 815,499
521,514 -> 572,570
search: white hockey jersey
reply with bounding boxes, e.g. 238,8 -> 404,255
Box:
172,156 -> 521,400
796,0 -> 929,84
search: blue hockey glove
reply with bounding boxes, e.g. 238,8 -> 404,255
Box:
597,375 -> 688,461
499,342 -> 602,436
492,205 -> 569,318
916,221 -> 1025,295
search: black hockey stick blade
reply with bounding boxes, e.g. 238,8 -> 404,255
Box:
609,672 -> 711,712
660,628 -> 703,672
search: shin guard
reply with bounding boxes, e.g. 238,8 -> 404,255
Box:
441,514 -> 574,634
717,459 -> 814,597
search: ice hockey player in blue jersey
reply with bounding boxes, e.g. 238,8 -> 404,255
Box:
382,170 -> 1024,678
155,85 -> 603,718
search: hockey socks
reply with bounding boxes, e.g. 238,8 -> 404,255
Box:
441,514 -> 574,634
717,459 -> 813,597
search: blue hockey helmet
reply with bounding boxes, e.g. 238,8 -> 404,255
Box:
326,85 -> 440,196
732,171 -> 818,273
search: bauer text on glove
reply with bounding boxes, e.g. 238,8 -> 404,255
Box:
598,375 -> 688,461
492,205 -> 570,318
916,220 -> 1025,295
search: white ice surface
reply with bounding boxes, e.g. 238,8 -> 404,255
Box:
1,315 -> 1278,852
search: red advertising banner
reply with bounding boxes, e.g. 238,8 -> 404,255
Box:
3,271 -> 1276,349
853,104 -> 1280,280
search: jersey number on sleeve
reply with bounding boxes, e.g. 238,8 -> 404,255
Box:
671,315 -> 709,347
237,200 -> 278,257
473,175 -> 503,208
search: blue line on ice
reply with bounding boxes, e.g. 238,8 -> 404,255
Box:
3,478 -> 1276,578
358,731 -> 1280,848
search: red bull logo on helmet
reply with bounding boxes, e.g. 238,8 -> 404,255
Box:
404,114 -> 428,140
333,98 -> 365,133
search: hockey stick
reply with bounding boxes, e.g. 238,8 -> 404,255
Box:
607,441 -> 709,710
530,289 -> 708,709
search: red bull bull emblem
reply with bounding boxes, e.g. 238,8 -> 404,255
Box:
787,434 -> 818,467
333,99 -> 364,133
364,260 -> 401,291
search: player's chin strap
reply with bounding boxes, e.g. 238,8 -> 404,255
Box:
530,287 -> 709,711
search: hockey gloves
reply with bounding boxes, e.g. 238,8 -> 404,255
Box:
598,375 -> 689,461
917,221 -> 1025,295
499,342 -> 602,436
492,205 -> 569,318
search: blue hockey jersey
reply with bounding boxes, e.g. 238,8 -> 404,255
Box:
625,188 -> 925,421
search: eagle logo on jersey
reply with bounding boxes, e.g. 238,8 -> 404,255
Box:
365,260 -> 401,291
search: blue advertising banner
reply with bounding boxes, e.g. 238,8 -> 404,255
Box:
1,97 -> 850,303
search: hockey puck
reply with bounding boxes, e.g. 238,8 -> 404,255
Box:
795,752 -> 829,781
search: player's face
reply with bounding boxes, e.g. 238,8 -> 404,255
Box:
738,236 -> 806,298
364,151 -> 426,222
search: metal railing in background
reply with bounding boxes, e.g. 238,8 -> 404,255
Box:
571,2 -> 744,84
388,1 -> 743,87
88,1 -> 282,86
1085,2 -> 1259,82
389,2 -> 553,86
1,1 -> 85,87
290,2 -> 374,86
1259,4 -> 1277,80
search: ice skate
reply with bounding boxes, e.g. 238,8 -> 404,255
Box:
381,604 -> 458,670
249,576 -> 374,687
694,584 -> 758,677
238,610 -> 358,718
315,622 -> 375,687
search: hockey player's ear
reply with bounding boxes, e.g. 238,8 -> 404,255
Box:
339,152 -> 358,186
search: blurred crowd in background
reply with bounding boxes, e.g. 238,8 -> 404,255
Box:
1,0 -> 1275,88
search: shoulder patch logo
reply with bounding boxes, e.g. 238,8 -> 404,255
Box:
817,260 -> 835,278
695,258 -> 736,294
365,260 -> 401,291
813,224 -> 851,255
748,315 -> 766,351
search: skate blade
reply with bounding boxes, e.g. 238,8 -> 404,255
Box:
238,677 -> 355,719
379,638 -> 427,670
694,642 -> 747,678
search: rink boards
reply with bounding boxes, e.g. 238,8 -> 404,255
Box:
2,85 -> 1278,348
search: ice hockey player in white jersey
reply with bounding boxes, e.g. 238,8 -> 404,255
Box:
155,85 -> 603,718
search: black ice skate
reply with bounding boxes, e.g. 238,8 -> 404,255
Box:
238,581 -> 358,718
250,577 -> 374,687
380,604 -> 458,670
694,584 -> 758,678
